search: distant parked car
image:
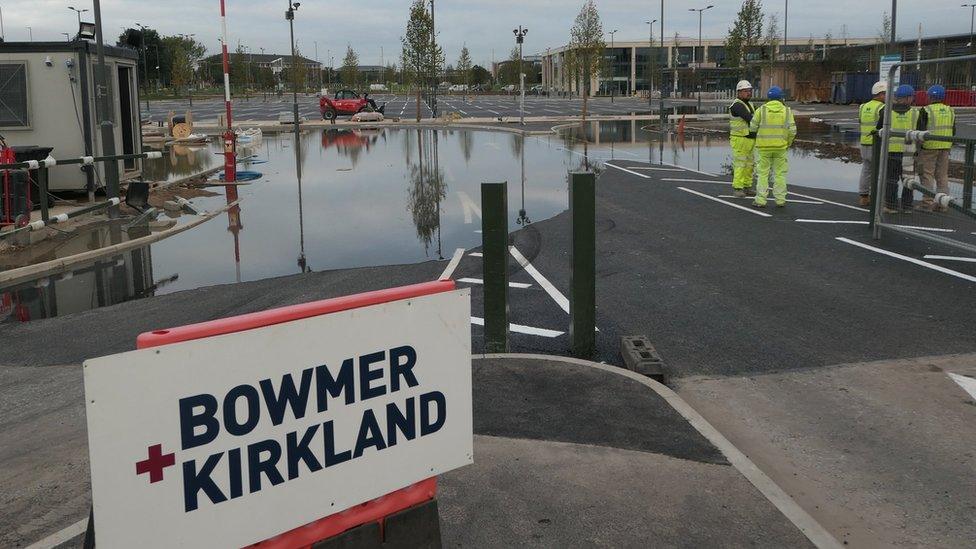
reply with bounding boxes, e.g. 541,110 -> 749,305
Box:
448,84 -> 469,93
369,83 -> 388,92
502,84 -> 517,93
530,84 -> 544,95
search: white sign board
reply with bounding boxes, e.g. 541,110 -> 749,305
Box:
880,54 -> 902,86
84,289 -> 473,548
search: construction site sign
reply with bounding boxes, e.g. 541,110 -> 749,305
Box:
83,284 -> 473,548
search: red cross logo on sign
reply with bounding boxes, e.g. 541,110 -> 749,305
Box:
135,444 -> 176,483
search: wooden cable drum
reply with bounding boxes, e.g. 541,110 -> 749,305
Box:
171,123 -> 193,139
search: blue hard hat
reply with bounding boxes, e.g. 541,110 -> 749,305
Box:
895,84 -> 915,98
767,86 -> 783,100
928,85 -> 946,101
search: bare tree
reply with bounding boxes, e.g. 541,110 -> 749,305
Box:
567,0 -> 606,120
402,0 -> 442,121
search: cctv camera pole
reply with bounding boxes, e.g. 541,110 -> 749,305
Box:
92,0 -> 120,216
219,0 -> 236,183
287,1 -> 301,143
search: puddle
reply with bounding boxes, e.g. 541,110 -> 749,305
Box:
1,127 -> 587,322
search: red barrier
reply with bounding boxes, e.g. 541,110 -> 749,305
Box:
946,89 -> 976,107
914,91 -> 930,107
136,279 -> 457,547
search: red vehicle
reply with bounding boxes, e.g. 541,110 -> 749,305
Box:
319,90 -> 384,121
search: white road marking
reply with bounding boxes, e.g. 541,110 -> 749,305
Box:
835,237 -> 976,283
510,246 -> 571,314
469,252 -> 483,257
24,518 -> 88,549
605,163 -> 651,179
721,196 -> 823,204
439,248 -> 466,281
458,277 -> 533,289
470,316 -> 564,338
788,191 -> 869,212
628,166 -> 685,172
662,177 -> 727,185
924,255 -> 976,263
678,187 -> 773,217
948,372 -> 976,400
457,191 -> 482,224
887,224 -> 956,233
795,219 -> 868,225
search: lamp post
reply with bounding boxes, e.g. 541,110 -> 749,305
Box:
26,26 -> 31,41
966,4 -> 976,46
659,1 -> 665,139
286,1 -> 301,143
645,20 -> 657,107
608,29 -> 618,102
514,26 -> 527,125
92,0 -> 120,214
136,23 -> 150,110
688,5 -> 713,112
430,0 -> 438,117
68,6 -> 89,29
891,0 -> 897,45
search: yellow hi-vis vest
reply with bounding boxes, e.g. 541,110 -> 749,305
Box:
859,99 -> 884,146
922,103 -> 954,150
752,101 -> 796,150
729,98 -> 755,137
888,107 -> 919,153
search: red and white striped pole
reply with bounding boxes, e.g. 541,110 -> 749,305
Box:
219,0 -> 236,182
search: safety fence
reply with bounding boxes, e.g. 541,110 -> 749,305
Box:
871,54 -> 976,255
0,150 -> 161,228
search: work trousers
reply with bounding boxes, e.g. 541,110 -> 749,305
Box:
755,148 -> 789,206
884,154 -> 914,210
918,148 -> 950,205
859,144 -> 874,196
731,136 -> 755,190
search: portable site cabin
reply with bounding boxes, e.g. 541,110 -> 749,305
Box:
0,40 -> 143,192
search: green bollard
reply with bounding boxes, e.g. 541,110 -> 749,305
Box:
481,182 -> 509,353
570,172 -> 596,359
869,139 -> 881,229
964,143 -> 974,211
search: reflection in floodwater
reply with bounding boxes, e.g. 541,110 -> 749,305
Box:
1,246 -> 155,323
407,129 -> 446,258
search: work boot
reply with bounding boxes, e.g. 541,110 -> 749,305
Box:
752,201 -> 767,209
733,189 -> 746,198
775,201 -> 786,208
858,195 -> 870,207
882,206 -> 898,214
745,187 -> 757,197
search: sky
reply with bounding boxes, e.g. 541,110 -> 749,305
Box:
1,1 -> 969,67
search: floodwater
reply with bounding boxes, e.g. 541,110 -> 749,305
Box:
1,121 -> 874,323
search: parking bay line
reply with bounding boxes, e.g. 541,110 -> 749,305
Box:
677,187 -> 773,217
924,255 -> 976,263
458,277 -> 532,289
720,195 -> 823,205
836,237 -> 976,283
510,246 -> 571,314
470,316 -> 564,338
605,163 -> 651,179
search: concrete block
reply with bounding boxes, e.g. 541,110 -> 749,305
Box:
311,521 -> 381,549
620,336 -> 666,383
383,499 -> 442,549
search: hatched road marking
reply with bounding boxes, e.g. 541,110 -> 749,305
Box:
836,237 -> 976,283
678,187 -> 773,218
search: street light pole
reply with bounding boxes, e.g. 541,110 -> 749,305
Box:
608,29 -> 618,103
286,1 -> 301,143
891,0 -> 897,45
689,5 -> 713,112
136,23 -> 150,111
430,0 -> 437,118
92,0 -> 120,215
68,7 -> 89,32
26,26 -> 31,41
660,0 -> 665,134
514,26 -> 528,125
646,20 -> 657,108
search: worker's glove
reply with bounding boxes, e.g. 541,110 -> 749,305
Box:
902,175 -> 921,191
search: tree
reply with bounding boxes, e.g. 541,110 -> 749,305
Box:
500,47 -> 521,85
456,45 -> 473,96
471,65 -> 492,86
763,14 -> 779,75
340,45 -> 360,87
170,45 -> 193,96
724,0 -> 765,68
231,44 -> 248,90
383,63 -> 397,86
567,0 -> 605,120
402,0 -> 442,121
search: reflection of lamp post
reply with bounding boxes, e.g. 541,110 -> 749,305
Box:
608,29 -> 618,103
514,26 -> 528,125
688,5 -> 713,112
517,135 -> 530,226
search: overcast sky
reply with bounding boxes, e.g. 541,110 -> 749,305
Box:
2,1 -> 966,66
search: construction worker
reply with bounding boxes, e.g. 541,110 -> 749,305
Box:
876,84 -> 919,213
729,80 -> 757,198
917,85 -> 955,211
750,86 -> 797,208
857,81 -> 887,206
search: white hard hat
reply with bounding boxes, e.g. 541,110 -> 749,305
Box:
872,81 -> 888,95
736,80 -> 753,91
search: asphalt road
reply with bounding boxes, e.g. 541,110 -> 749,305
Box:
142,94 -> 673,123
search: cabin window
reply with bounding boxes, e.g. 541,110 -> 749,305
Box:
0,63 -> 29,128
